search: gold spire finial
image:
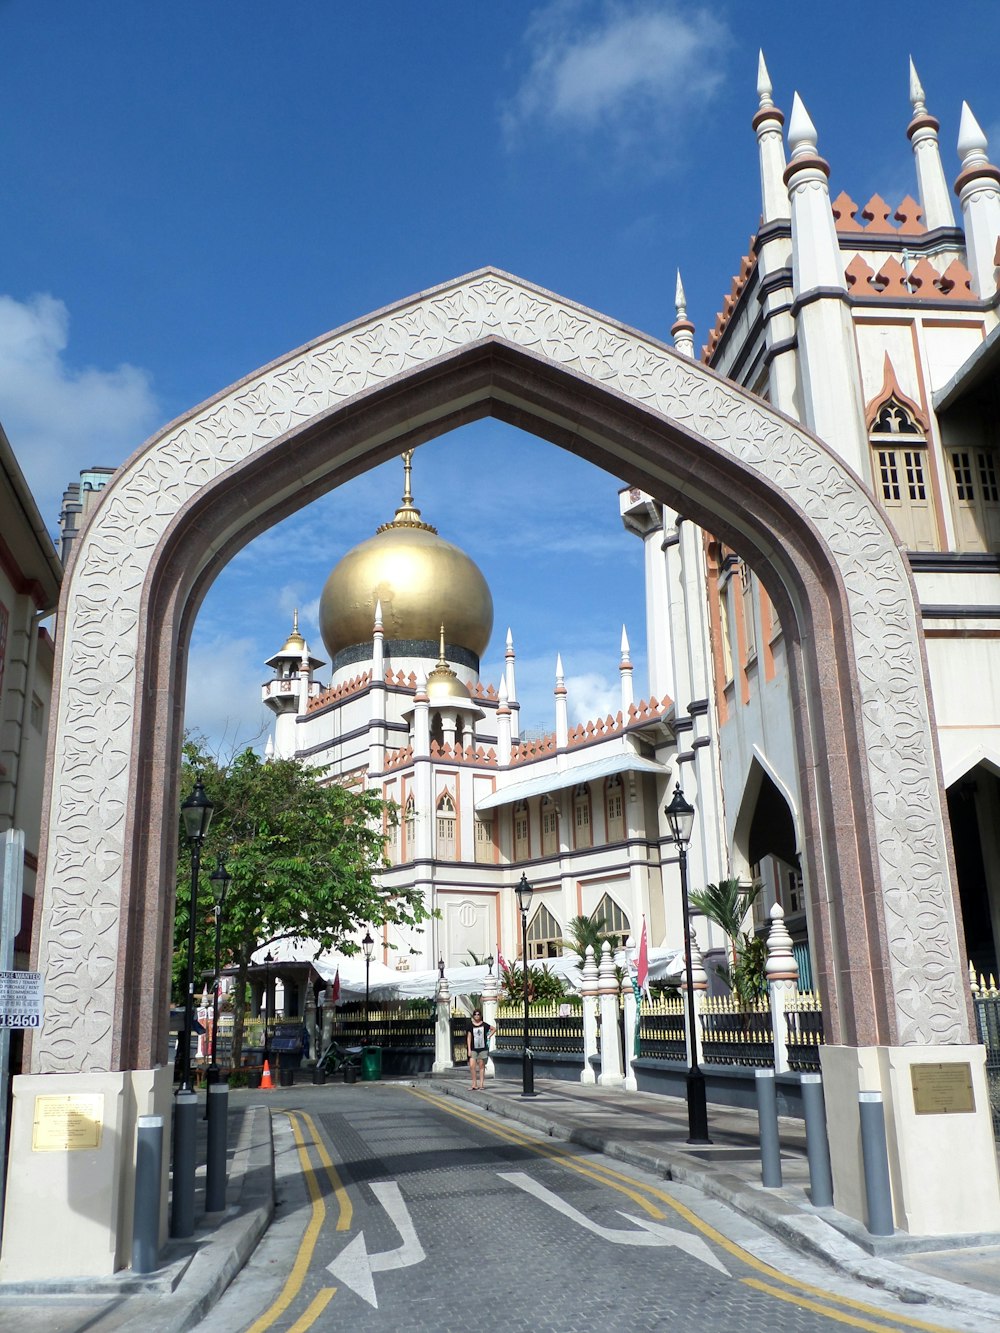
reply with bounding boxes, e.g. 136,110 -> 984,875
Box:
292,608 -> 299,635
402,449 -> 414,505
377,447 -> 437,534
438,624 -> 447,664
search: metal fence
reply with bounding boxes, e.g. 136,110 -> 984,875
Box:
494,1002 -> 584,1055
638,995 -> 686,1061
331,1001 -> 434,1050
973,994 -> 1000,1135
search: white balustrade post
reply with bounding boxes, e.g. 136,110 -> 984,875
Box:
623,984 -> 638,1092
482,967 -> 499,1081
580,945 -> 599,1084
765,902 -> 799,1074
680,929 -> 707,1067
598,942 -> 624,1087
433,971 -> 453,1072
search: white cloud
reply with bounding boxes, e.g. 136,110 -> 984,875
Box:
504,0 -> 729,148
0,293 -> 159,533
183,632 -> 272,758
566,670 -> 620,725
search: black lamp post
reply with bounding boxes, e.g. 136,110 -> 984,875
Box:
515,874 -> 536,1097
363,930 -> 375,1045
263,951 -> 274,1069
173,776 -> 214,1239
207,854 -> 230,1084
664,783 -> 711,1144
486,954 -> 494,976
179,778 -> 214,1092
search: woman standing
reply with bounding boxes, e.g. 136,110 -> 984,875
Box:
466,1008 -> 493,1090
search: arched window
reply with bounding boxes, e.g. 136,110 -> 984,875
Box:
526,904 -> 561,960
541,795 -> 558,856
403,795 -> 415,860
573,784 -> 592,850
591,894 -> 630,951
869,396 -> 936,551
605,776 -> 624,842
513,799 -> 530,861
436,791 -> 456,860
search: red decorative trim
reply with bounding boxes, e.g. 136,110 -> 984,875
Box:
864,354 -> 929,433
783,153 -> 830,186
751,105 -> 785,132
906,113 -> 940,140
954,163 -> 1000,196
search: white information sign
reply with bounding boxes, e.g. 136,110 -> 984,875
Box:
0,971 -> 43,1028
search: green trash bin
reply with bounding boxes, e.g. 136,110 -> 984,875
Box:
361,1046 -> 382,1081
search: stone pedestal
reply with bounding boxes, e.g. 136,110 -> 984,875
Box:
820,1044 -> 1000,1235
0,1066 -> 172,1279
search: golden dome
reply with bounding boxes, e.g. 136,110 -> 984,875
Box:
319,452 -> 494,662
425,629 -> 474,704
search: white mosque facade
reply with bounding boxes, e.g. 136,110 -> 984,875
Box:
257,56 -> 1000,990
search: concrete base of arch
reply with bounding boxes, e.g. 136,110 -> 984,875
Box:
0,1065 -> 171,1280
821,1045 -> 1000,1236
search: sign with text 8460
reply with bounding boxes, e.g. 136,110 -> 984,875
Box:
0,971 -> 43,1028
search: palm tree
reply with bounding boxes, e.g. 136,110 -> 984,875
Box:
688,878 -> 766,1003
561,914 -> 610,963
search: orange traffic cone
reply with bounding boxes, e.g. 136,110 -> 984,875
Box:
260,1059 -> 273,1090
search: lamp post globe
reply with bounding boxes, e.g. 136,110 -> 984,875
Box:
515,874 -> 537,1097
664,783 -> 711,1144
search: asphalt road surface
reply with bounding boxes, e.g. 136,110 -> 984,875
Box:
206,1083 -> 970,1333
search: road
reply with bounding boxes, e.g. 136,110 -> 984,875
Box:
207,1082 -> 969,1333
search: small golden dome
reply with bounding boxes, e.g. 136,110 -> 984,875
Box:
425,628 -> 473,703
319,452 -> 493,662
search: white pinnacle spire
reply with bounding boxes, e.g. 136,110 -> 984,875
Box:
265,734 -> 275,759
675,270 -> 687,318
619,625 -> 634,711
958,101 -> 990,168
756,50 -> 773,109
555,653 -> 565,687
908,56 -> 926,115
620,625 -> 631,661
554,653 -> 568,748
788,92 -> 818,159
373,599 -> 383,631
671,269 -> 695,358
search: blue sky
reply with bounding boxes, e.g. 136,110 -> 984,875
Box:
3,2 -> 998,749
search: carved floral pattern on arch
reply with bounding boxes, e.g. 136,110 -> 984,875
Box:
38,270 -> 960,1072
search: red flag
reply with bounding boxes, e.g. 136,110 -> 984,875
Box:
637,917 -> 649,994
331,968 -> 341,1003
497,949 -> 508,974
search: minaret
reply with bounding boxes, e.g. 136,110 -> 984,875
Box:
368,601 -> 387,774
496,677 -> 512,765
907,59 -> 955,232
619,626 -> 635,712
671,271 -> 695,359
504,628 -> 519,739
954,101 -> 1000,298
785,93 -> 868,474
554,654 -> 569,749
753,52 -> 798,417
262,610 -> 324,759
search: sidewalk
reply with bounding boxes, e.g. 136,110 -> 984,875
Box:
427,1068 -> 1000,1322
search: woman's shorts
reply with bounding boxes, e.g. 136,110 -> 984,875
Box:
468,1048 -> 488,1064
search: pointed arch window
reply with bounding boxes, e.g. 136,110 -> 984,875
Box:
436,791 -> 456,860
605,776 -> 624,843
868,391 -> 937,551
513,799 -> 530,862
403,795 -> 416,861
591,894 -> 630,951
526,904 -> 561,960
541,795 -> 558,856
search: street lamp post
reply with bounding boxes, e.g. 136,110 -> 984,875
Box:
207,854 -> 230,1084
263,951 -> 274,1070
664,783 -> 711,1144
363,930 -> 375,1045
515,874 -> 536,1098
173,776 -> 214,1238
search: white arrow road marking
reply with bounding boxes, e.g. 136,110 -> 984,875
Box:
498,1171 -> 728,1274
327,1180 -> 425,1308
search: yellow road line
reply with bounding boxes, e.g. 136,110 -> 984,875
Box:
741,1278 -> 938,1333
298,1110 -> 353,1231
410,1087 -> 959,1333
406,1085 -> 665,1219
243,1112 -> 327,1333
286,1287 -> 337,1332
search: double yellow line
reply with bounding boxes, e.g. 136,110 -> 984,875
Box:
407,1086 -> 959,1333
242,1109 -> 351,1333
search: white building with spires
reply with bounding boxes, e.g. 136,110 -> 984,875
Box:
260,53 -> 1000,992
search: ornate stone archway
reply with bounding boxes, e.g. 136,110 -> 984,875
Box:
35,268 -> 965,1075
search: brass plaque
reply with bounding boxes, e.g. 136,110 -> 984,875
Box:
911,1062 -> 976,1115
32,1094 -> 104,1152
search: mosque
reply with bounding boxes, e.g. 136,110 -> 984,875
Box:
257,55 -> 1000,991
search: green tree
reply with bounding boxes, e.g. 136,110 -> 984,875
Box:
174,737 -> 428,1068
561,914 -> 611,963
688,877 -> 766,1004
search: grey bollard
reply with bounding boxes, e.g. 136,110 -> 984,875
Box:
170,1089 -> 199,1239
800,1073 -> 834,1207
858,1091 -> 894,1236
205,1082 -> 229,1214
132,1115 -> 163,1273
755,1068 -> 782,1187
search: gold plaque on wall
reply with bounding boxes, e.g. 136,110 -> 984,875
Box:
32,1094 -> 104,1151
911,1063 -> 976,1115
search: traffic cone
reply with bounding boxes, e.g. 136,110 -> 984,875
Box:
260,1059 -> 273,1090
